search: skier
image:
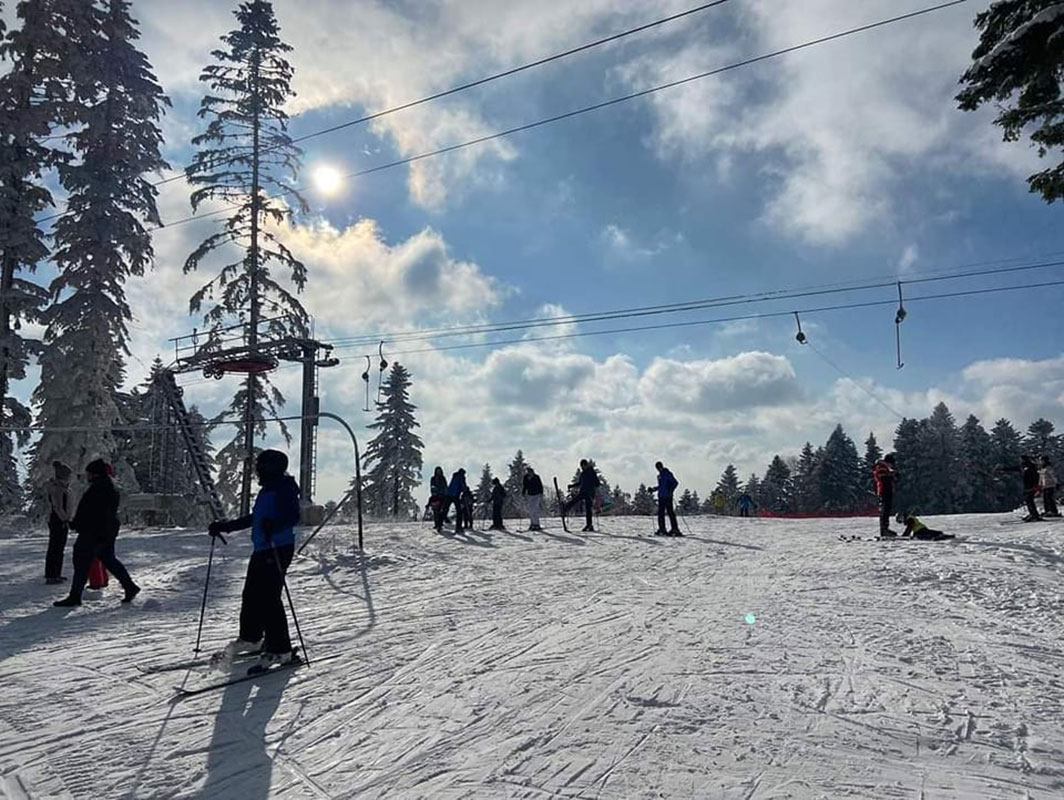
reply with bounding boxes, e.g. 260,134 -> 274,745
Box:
460,485 -> 475,530
649,461 -> 681,536
430,466 -> 448,531
563,459 -> 601,532
1039,456 -> 1059,517
208,450 -> 301,668
444,468 -> 468,532
712,491 -> 726,515
490,477 -> 507,530
44,461 -> 73,585
737,492 -> 757,518
522,467 -> 544,531
873,453 -> 898,537
53,459 -> 140,607
896,512 -> 954,541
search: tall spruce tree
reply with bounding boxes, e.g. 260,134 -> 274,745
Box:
361,363 -> 423,518
31,0 -> 169,494
817,424 -> 863,512
474,463 -> 493,513
958,2 -> 1064,202
677,488 -> 696,514
761,454 -> 792,513
959,414 -> 996,512
185,0 -> 308,513
991,418 -> 1025,510
1025,418 -> 1062,464
714,464 -> 740,512
792,443 -> 820,513
503,449 -> 529,518
0,0 -> 77,510
893,417 -> 924,512
919,403 -> 962,513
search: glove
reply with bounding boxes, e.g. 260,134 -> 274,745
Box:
208,521 -> 229,541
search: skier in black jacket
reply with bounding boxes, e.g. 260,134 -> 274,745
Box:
429,466 -> 448,530
53,459 -> 140,607
564,459 -> 601,532
490,478 -> 507,530
1001,455 -> 1042,521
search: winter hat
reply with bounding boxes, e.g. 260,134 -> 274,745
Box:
85,458 -> 112,477
884,453 -> 896,465
52,460 -> 72,478
655,461 -> 664,470
256,449 -> 288,476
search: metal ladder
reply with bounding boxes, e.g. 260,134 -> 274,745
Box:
155,370 -> 225,521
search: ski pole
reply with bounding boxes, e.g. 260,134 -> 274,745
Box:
680,509 -> 693,536
272,542 -> 310,667
194,532 -> 226,654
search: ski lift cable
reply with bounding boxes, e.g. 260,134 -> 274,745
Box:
29,0 -> 738,212
807,340 -> 905,420
31,0 -> 968,236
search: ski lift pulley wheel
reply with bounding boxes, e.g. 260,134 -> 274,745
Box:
202,354 -> 279,380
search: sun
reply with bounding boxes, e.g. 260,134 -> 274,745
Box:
311,164 -> 344,196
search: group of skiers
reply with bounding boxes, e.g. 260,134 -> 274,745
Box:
426,459 -> 689,537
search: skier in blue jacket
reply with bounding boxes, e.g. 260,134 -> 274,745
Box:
443,468 -> 468,532
649,461 -> 681,536
209,450 -> 301,668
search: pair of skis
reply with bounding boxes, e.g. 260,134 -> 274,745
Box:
140,649 -> 305,697
553,477 -> 570,533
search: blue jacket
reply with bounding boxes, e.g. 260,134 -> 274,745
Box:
251,475 -> 301,551
656,469 -> 678,500
447,471 -> 467,497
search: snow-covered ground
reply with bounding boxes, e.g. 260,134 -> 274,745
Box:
2,513 -> 1064,799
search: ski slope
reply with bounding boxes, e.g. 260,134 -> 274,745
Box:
2,513 -> 1064,798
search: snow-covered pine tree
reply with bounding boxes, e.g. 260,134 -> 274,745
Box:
959,414 -> 996,512
817,425 -> 863,512
1025,418 -> 1062,465
609,484 -> 630,515
0,0 -> 76,511
861,432 -> 882,501
688,490 -> 700,514
958,1 -> 1064,202
185,0 -> 308,514
31,0 -> 169,496
474,463 -> 493,514
760,454 -> 792,513
631,483 -> 654,515
914,403 -> 963,514
677,488 -> 694,514
714,464 -> 740,512
502,449 -> 529,518
361,363 -> 423,518
791,443 -> 820,513
991,418 -> 1025,511
892,417 -> 925,512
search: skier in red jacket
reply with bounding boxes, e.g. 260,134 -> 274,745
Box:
873,453 -> 898,537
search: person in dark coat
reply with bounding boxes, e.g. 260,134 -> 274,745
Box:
564,459 -> 601,532
522,467 -> 544,531
443,468 -> 468,532
430,466 -> 448,530
209,449 -> 302,668
490,478 -> 507,530
649,461 -> 681,536
53,459 -> 140,607
44,461 -> 73,584
460,485 -> 475,530
873,453 -> 898,537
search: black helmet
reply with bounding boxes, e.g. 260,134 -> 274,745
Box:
256,449 -> 288,477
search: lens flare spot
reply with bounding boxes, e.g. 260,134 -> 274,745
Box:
745,613 -> 756,626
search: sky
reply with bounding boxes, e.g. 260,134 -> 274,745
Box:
5,0 -> 1064,504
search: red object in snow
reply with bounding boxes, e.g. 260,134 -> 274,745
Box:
88,558 -> 109,589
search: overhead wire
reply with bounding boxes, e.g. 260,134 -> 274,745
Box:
30,0 -> 969,240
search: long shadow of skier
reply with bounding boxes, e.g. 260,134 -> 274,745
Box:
541,530 -> 586,546
963,539 -> 1064,566
681,535 -> 765,551
200,669 -> 295,799
584,531 -> 663,546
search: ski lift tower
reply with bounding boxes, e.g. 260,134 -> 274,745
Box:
166,315 -> 338,514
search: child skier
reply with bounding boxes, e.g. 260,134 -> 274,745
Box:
896,512 -> 954,541
208,450 -> 301,668
737,492 -> 757,518
490,478 -> 507,530
52,459 -> 140,607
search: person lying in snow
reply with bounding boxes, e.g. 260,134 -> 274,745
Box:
895,512 -> 954,541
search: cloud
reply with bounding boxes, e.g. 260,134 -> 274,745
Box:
639,352 -> 802,414
600,224 -> 679,261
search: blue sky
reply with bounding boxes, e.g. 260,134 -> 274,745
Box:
7,0 -> 1064,501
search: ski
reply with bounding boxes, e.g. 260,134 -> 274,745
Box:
138,649 -> 262,674
173,654 -> 303,697
553,477 -> 569,532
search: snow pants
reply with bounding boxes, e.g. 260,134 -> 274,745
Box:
69,534 -> 136,602
878,490 -> 894,535
564,492 -> 594,530
240,544 -> 294,655
1043,486 -> 1058,516
526,494 -> 542,528
1025,490 -> 1040,519
45,514 -> 68,580
657,496 -> 678,532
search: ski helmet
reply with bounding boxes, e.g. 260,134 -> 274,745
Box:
256,449 -> 288,476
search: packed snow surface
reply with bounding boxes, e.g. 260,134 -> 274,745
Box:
2,513 -> 1064,798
